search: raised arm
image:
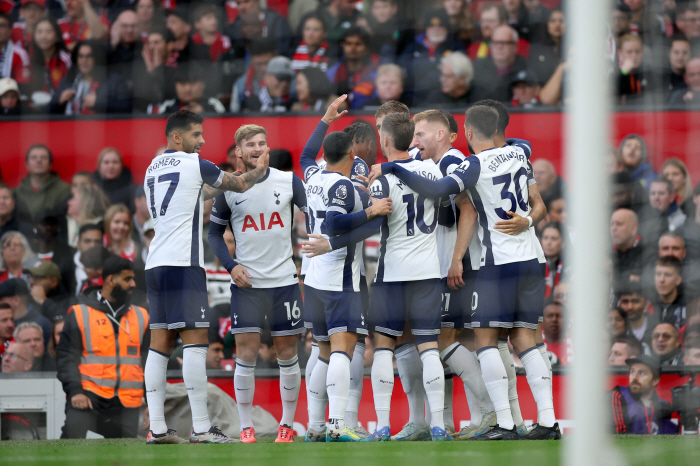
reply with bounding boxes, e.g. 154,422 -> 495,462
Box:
301,94 -> 349,180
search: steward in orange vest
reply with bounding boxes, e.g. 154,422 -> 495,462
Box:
57,256 -> 150,439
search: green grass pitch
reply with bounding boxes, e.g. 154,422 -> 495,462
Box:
1,436 -> 697,466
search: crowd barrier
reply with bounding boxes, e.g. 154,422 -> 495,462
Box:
4,110 -> 700,187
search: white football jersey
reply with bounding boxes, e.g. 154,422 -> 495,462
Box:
145,150 -> 223,269
370,159 -> 442,282
450,146 -> 539,266
304,169 -> 365,292
210,168 -> 305,288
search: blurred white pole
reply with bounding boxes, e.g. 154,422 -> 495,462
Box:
564,0 -> 613,465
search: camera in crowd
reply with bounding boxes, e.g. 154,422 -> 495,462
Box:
670,372 -> 700,433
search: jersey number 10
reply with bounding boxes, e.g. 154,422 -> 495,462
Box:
402,193 -> 439,236
146,173 -> 180,219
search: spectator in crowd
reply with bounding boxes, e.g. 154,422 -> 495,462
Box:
541,222 -> 567,299
669,57 -> 700,106
616,34 -> 650,105
623,0 -> 665,43
608,336 -> 643,366
225,0 -> 292,57
472,25 -> 528,102
532,158 -> 566,207
0,302 -> 15,356
528,8 -> 564,87
291,66 -> 339,112
291,14 -> 329,72
107,9 -> 141,84
207,333 -> 225,370
11,0 -> 47,49
641,232 -> 700,305
0,13 -> 31,89
75,244 -> 110,297
57,0 -> 110,51
618,134 -> 656,192
663,36 -> 690,102
152,63 -> 226,114
1,341 -> 33,373
611,208 -> 645,284
132,28 -> 174,112
30,210 -> 75,291
359,0 -> 404,61
327,27 -> 378,109
301,0 -> 363,58
0,231 -> 36,285
50,40 -> 132,114
164,7 -> 209,70
0,182 -> 32,239
650,177 -> 686,232
468,3 -> 527,60
674,2 -> 700,56
649,256 -> 686,328
192,4 -> 231,63
230,39 -> 276,113
443,0 -> 474,49
14,144 -> 72,223
64,184 -> 110,248
71,171 -> 97,191
47,315 -> 65,360
682,181 -> 700,261
424,51 -> 474,108
0,77 -> 23,116
651,322 -> 683,366
610,355 -> 677,434
57,256 -> 149,439
611,1 -> 633,40
103,204 -> 138,262
94,147 -> 134,210
134,0 -> 161,42
510,69 -> 541,108
131,186 -> 150,249
71,225 -> 103,296
618,279 -> 656,350
660,158 -> 693,218
0,278 -> 52,344
612,171 -> 646,217
28,261 -> 71,320
608,307 -> 630,342
14,321 -> 55,371
684,341 -> 700,365
503,0 -> 544,42
28,18 -> 72,103
251,55 -> 293,112
363,63 -> 409,108
542,301 -> 567,365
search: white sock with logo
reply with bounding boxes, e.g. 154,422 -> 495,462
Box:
307,357 -> 329,431
420,348 -> 444,430
371,348 -> 394,431
478,346 -> 514,430
521,347 -> 555,428
145,348 -> 169,434
183,344 -> 211,433
498,339 -> 524,426
278,356 -> 300,427
234,358 -> 256,430
395,343 -> 427,427
440,343 -> 496,413
346,342 -> 365,428
327,351 -> 352,432
305,342 -> 319,423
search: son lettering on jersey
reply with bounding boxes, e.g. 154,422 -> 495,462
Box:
413,170 -> 440,181
147,157 -> 181,173
486,149 -> 526,172
242,212 -> 285,232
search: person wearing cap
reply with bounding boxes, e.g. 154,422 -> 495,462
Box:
0,13 -> 30,89
56,256 -> 149,439
57,0 -> 110,51
150,64 -> 225,114
510,69 -> 541,108
327,26 -> 378,109
29,261 -> 73,320
609,355 -> 678,434
241,55 -> 293,112
11,0 -> 47,49
0,277 -> 52,347
0,77 -> 22,116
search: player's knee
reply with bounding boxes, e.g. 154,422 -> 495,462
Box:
415,334 -> 438,348
274,341 -> 298,361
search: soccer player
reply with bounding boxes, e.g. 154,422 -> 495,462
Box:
369,106 -> 559,440
208,124 -> 306,443
144,110 -> 269,444
302,95 -> 392,442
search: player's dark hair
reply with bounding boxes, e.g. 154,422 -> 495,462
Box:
655,256 -> 682,276
25,144 -> 53,164
464,106 -> 499,140
375,100 -> 409,120
165,110 -> 204,137
323,132 -> 354,164
344,120 -> 376,145
78,223 -> 104,239
473,99 -> 509,134
438,109 -> 459,135
102,256 -> 134,280
381,113 -> 414,152
650,176 -> 674,195
613,336 -> 643,358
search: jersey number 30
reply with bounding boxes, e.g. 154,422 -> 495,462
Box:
147,173 -> 180,219
493,168 -> 528,220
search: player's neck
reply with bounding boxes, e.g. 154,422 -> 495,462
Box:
326,163 -> 351,178
470,138 -> 495,155
431,142 -> 452,163
165,142 -> 182,152
494,134 -> 506,146
386,149 -> 410,162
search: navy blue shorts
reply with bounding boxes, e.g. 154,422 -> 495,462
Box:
146,266 -> 210,330
370,279 -> 441,338
304,285 -> 367,341
471,259 -> 544,330
304,275 -> 368,330
230,284 -> 305,337
440,269 -> 479,329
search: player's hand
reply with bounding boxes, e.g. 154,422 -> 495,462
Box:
231,265 -> 252,288
255,146 -> 270,171
355,184 -> 370,195
447,260 -> 464,291
368,164 -> 384,186
321,94 -> 349,124
494,212 -> 529,235
301,234 -> 332,257
71,393 -> 93,410
367,197 -> 392,218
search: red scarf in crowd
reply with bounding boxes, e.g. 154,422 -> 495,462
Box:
192,32 -> 231,63
544,260 -> 562,299
291,41 -> 329,71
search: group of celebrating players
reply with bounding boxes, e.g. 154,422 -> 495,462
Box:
140,93 -> 560,444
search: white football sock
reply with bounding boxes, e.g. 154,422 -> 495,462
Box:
464,384 -> 483,426
145,348 -> 169,434
420,348 -> 444,430
395,343 -> 427,426
371,348 -> 394,430
478,346 -> 514,430
443,368 -> 454,429
327,351 -> 352,431
278,356 -> 300,427
305,343 -> 319,422
521,347 -> 556,428
498,339 -> 524,426
183,344 -> 211,433
307,357 -> 329,431
346,342 -> 365,428
440,343 -> 495,412
234,358 -> 256,430
537,343 -> 553,378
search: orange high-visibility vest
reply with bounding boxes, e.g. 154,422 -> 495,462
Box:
71,303 -> 149,408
